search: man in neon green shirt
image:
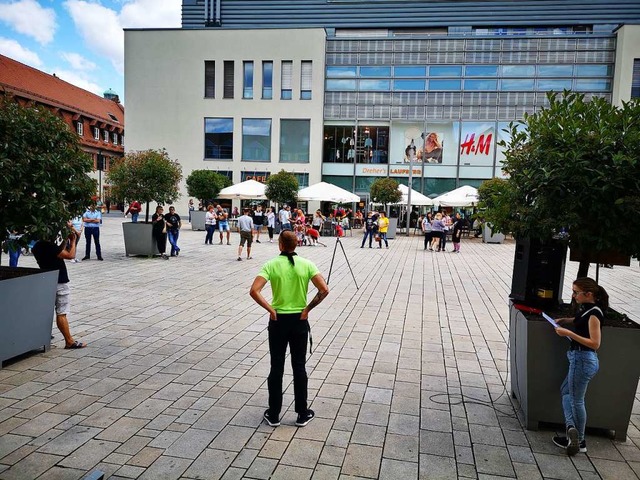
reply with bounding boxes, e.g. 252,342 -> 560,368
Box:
250,231 -> 329,427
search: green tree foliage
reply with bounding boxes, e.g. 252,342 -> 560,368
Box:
493,91 -> 640,264
477,178 -> 518,234
0,96 -> 96,247
186,170 -> 232,205
107,149 -> 182,222
265,170 -> 298,205
370,178 -> 402,205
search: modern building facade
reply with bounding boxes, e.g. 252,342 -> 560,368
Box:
125,1 -> 640,206
0,54 -> 125,201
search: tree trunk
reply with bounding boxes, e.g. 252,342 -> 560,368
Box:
577,260 -> 590,278
145,203 -> 150,223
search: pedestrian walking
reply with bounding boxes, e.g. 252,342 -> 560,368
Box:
165,206 -> 182,256
252,205 -> 264,243
266,207 -> 276,242
217,205 -> 231,245
451,212 -> 463,253
360,211 -> 376,248
237,208 -> 254,261
152,205 -> 169,260
377,211 -> 389,248
250,231 -> 329,427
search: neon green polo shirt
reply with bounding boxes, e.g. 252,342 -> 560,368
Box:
258,255 -> 320,313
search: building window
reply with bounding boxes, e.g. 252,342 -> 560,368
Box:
429,66 -> 463,77
103,130 -> 109,142
465,65 -> 498,77
538,65 -> 573,77
500,79 -> 535,91
393,79 -> 426,91
501,65 -> 536,77
280,120 -> 310,163
632,59 -> 640,99
326,66 -> 357,78
395,66 -> 426,77
537,79 -> 572,91
575,65 -> 611,77
262,61 -> 273,99
281,60 -> 292,100
112,133 -> 118,145
93,127 -> 99,140
243,61 -> 254,99
223,61 -> 234,99
300,61 -> 312,100
360,66 -> 391,77
326,79 -> 357,91
323,125 -> 389,164
76,121 -> 83,136
428,79 -> 462,90
294,172 -> 309,188
242,119 -> 271,162
464,79 -> 498,91
204,60 -> 215,98
359,79 -> 390,91
574,79 -> 611,92
205,118 -> 233,160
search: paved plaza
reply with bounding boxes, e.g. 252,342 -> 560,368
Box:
1,214 -> 639,480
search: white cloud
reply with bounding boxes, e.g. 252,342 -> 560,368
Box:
61,51 -> 97,71
0,36 -> 43,67
52,68 -> 104,95
120,0 -> 181,29
64,0 -> 180,75
0,0 -> 56,45
64,1 -> 124,73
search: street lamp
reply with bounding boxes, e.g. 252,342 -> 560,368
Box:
97,149 -> 103,202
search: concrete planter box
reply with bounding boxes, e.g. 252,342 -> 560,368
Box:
122,222 -> 162,257
483,223 -> 505,244
0,267 -> 57,368
191,211 -> 206,231
386,217 -> 398,239
509,300 -> 640,440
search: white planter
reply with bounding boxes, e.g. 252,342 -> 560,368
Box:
483,223 -> 505,243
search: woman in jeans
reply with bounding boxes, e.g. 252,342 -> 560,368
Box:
266,207 -> 276,243
552,277 -> 608,456
204,204 -> 216,245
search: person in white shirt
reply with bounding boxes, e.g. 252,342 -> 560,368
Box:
266,207 -> 276,243
278,205 -> 292,231
237,208 -> 254,261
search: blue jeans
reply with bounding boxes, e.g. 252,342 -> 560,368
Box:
205,224 -> 216,244
168,229 -> 180,255
361,229 -> 374,247
377,232 -> 388,247
281,223 -> 292,231
84,228 -> 102,258
561,350 -> 599,440
9,247 -> 20,267
132,212 -> 139,223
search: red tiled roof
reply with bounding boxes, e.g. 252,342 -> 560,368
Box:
0,54 -> 124,127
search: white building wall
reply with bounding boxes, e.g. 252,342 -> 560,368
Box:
124,28 -> 326,211
613,25 -> 640,106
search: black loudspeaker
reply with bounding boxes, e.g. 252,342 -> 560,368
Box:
511,237 -> 568,307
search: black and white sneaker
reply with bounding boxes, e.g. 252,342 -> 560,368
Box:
263,410 -> 280,427
295,409 -> 315,427
566,427 -> 579,456
553,432 -> 586,455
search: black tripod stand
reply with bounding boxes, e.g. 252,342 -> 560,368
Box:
326,236 -> 359,289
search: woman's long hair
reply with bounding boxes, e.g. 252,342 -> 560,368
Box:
573,277 -> 609,310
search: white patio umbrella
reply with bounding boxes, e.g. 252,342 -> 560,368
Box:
433,185 -> 479,207
297,182 -> 361,203
397,184 -> 434,206
218,179 -> 266,200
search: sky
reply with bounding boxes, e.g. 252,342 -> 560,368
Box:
0,0 -> 182,103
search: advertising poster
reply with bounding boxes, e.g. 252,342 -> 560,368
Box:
390,122 -> 458,165
459,122 -> 495,166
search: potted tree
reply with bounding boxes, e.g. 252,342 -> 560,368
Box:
265,170 -> 299,233
369,178 -> 402,238
486,92 -> 640,439
477,178 -> 509,243
185,170 -> 232,231
107,149 -> 182,256
0,96 -> 95,365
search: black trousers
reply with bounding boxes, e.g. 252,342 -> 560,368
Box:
267,312 -> 309,416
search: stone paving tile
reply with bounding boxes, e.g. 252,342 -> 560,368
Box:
0,452 -> 62,480
1,220 -> 639,479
